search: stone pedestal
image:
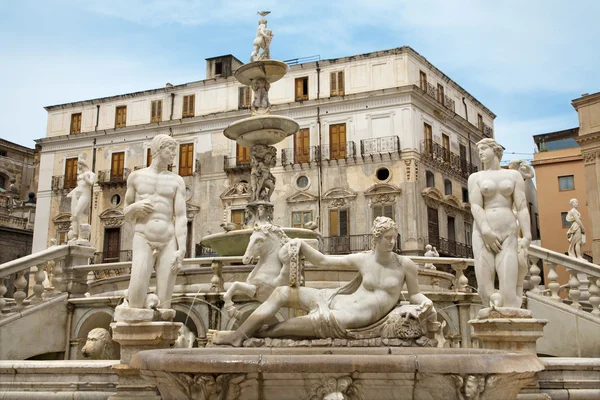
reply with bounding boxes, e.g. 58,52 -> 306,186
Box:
469,308 -> 548,353
108,319 -> 181,399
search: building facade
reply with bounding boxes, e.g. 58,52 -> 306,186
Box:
572,92 -> 600,262
33,47 -> 495,261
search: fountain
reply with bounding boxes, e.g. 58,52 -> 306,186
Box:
126,14 -> 545,400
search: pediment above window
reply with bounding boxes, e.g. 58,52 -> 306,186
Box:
99,208 -> 124,227
287,191 -> 318,204
365,183 -> 401,205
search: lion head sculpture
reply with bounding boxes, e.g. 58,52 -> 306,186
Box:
81,328 -> 115,360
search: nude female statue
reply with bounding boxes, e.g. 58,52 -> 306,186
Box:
123,134 -> 187,309
468,138 -> 531,309
566,198 -> 586,259
67,157 -> 95,241
214,216 -> 434,347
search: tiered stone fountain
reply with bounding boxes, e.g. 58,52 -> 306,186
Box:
200,14 -> 318,256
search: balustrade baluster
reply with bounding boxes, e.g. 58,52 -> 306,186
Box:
31,263 -> 46,303
0,277 -> 7,314
528,255 -> 541,294
567,269 -> 582,310
13,271 -> 28,310
451,262 -> 469,292
547,262 -> 561,301
587,276 -> 600,316
51,258 -> 64,294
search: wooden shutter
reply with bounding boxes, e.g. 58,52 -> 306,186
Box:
295,78 -> 303,101
239,87 -> 251,109
231,209 -> 244,230
186,221 -> 192,258
111,152 -> 125,179
179,143 -> 194,176
183,95 -> 195,117
295,128 -> 310,163
115,106 -> 127,128
330,72 -> 337,96
236,144 -> 249,164
70,113 -> 82,134
339,209 -> 348,236
442,134 -> 450,162
427,207 -> 440,248
146,148 -> 152,167
151,100 -> 162,123
477,114 -> 483,131
420,71 -> 427,91
329,209 -> 339,236
65,158 -> 78,188
329,123 -> 346,160
103,228 -> 121,263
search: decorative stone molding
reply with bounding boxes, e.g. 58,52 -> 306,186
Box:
286,191 -> 318,204
323,188 -> 357,209
582,150 -> 600,164
364,183 -> 401,206
310,376 -> 362,400
404,159 -> 412,181
52,212 -> 72,232
139,371 -> 246,400
186,203 -> 200,220
98,208 -> 124,227
220,182 -> 251,201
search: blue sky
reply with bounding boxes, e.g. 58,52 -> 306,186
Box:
1,0 -> 599,163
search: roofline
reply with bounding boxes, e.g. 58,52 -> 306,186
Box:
572,90 -> 600,110
533,127 -> 579,144
0,138 -> 36,153
205,54 -> 244,64
44,46 -> 495,119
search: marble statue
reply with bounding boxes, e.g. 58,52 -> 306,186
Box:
249,144 -> 277,202
173,325 -> 196,348
251,78 -> 271,114
423,244 -> 439,270
566,198 -> 586,259
468,138 -> 531,309
122,134 -> 187,310
223,223 -> 292,319
454,375 -> 486,400
81,328 -> 115,360
213,217 -> 435,347
66,155 -> 95,242
508,159 -> 535,180
250,13 -> 273,62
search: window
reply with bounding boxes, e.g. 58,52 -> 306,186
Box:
215,61 -> 223,76
182,94 -> 195,118
464,223 -> 472,247
296,175 -> 309,188
373,204 -> 394,220
103,227 -> 121,263
376,167 -> 390,182
186,221 -> 193,258
0,150 -> 6,157
424,123 -> 432,154
146,148 -> 152,167
447,216 -> 456,242
295,128 -> 310,163
477,113 -> 483,131
57,231 -> 68,245
329,209 -> 348,236
329,123 -> 347,160
442,134 -> 450,162
459,143 -> 467,172
115,106 -> 127,128
561,212 -> 570,228
426,170 -> 435,188
111,194 -> 121,207
419,71 -> 427,91
295,77 -> 309,101
231,209 -> 244,230
151,100 -> 163,123
330,71 -> 345,97
437,84 -> 445,105
462,187 -> 469,203
236,144 -> 250,165
64,157 -> 78,189
444,179 -> 452,196
239,87 -> 252,109
111,152 -> 125,180
292,211 -> 313,228
558,175 -> 574,191
179,143 -> 194,176
70,113 -> 82,134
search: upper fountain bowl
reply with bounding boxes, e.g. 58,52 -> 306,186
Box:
224,115 -> 299,148
234,60 -> 289,86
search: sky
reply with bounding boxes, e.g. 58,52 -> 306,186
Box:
1,0 -> 599,163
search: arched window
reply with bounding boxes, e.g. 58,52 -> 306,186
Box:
426,171 -> 435,188
444,179 -> 452,196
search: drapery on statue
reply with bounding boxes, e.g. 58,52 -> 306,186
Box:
67,155 -> 95,242
250,13 -> 273,62
249,144 -> 277,202
213,217 -> 435,347
566,198 -> 586,259
123,134 -> 187,310
468,138 -> 532,309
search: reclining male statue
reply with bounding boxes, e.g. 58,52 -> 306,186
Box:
213,216 -> 437,347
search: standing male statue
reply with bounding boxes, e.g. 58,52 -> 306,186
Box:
122,134 -> 187,310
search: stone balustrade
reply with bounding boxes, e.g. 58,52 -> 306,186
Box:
527,244 -> 600,317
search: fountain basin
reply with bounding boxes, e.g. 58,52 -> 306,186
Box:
201,227 -> 320,256
224,115 -> 299,148
131,347 -> 544,400
234,60 -> 289,86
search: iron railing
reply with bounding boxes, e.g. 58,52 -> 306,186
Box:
320,141 -> 356,161
91,250 -> 132,265
51,175 -> 77,191
281,146 -> 321,165
97,168 -> 131,185
322,234 -> 401,255
428,236 -> 473,258
224,156 -> 251,172
421,140 -> 477,179
360,136 -> 400,156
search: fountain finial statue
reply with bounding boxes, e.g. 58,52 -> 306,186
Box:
468,138 -> 531,310
250,12 -> 273,62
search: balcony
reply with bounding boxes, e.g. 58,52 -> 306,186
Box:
51,175 -> 77,192
281,146 -> 320,166
320,141 -> 356,162
428,235 -> 473,258
224,156 -> 251,173
360,136 -> 400,157
322,234 -> 401,255
421,140 -> 477,180
97,168 -> 131,187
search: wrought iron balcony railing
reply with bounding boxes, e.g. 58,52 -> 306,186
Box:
51,175 -> 77,192
97,168 -> 131,186
224,156 -> 251,172
360,136 -> 400,156
428,235 -> 473,258
322,234 -> 401,255
281,146 -> 321,166
320,141 -> 356,161
90,250 -> 132,266
420,140 -> 477,179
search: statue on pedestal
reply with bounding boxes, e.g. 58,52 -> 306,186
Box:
120,134 -> 187,314
250,12 -> 273,62
67,155 -> 95,243
249,144 -> 277,203
423,244 -> 439,270
468,139 -> 531,309
566,198 -> 586,259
